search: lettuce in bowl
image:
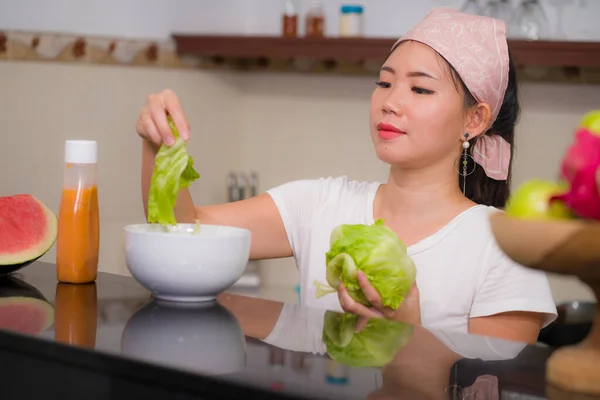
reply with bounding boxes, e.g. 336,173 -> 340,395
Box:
147,115 -> 200,227
314,219 -> 416,310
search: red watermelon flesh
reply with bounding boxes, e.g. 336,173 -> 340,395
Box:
0,194 -> 57,273
0,275 -> 54,335
0,297 -> 54,334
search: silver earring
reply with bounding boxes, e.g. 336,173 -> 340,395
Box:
458,133 -> 476,195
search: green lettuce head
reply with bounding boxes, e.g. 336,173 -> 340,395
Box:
313,219 -> 416,310
147,115 -> 200,227
322,311 -> 414,368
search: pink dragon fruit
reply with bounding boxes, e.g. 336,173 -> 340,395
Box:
551,111 -> 600,220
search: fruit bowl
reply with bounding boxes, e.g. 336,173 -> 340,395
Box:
123,223 -> 251,303
489,213 -> 600,396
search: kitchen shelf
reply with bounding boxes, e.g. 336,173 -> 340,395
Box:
172,34 -> 600,84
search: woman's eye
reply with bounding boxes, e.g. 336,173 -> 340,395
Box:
412,86 -> 434,95
375,80 -> 391,89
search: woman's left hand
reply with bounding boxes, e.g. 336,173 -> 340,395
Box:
338,270 -> 421,326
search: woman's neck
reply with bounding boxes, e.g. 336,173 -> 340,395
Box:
373,163 -> 477,243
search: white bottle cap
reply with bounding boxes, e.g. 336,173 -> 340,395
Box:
64,140 -> 98,164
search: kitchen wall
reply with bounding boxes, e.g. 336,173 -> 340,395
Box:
1,0 -> 599,303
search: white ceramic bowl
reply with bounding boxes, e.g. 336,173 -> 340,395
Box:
123,223 -> 251,302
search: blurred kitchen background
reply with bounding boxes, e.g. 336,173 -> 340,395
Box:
1,0 -> 599,304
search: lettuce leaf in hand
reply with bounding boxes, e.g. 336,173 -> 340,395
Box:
322,311 -> 413,368
147,115 -> 200,227
313,219 -> 416,310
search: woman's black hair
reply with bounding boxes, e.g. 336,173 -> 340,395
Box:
453,52 -> 520,209
389,41 -> 521,209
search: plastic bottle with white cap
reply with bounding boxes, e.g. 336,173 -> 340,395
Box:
56,140 -> 100,284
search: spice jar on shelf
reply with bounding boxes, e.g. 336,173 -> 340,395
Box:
305,0 -> 325,37
282,0 -> 298,37
340,4 -> 364,37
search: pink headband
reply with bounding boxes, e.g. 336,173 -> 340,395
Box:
394,7 -> 511,180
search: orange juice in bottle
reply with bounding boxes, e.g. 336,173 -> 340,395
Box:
56,140 -> 100,283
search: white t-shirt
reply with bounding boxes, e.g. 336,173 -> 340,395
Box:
266,175 -> 558,333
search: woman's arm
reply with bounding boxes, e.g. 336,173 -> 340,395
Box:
217,293 -> 284,340
138,90 -> 293,261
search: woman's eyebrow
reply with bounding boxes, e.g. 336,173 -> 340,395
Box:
380,66 -> 438,81
407,71 -> 438,80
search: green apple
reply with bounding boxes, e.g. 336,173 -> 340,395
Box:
505,179 -> 574,220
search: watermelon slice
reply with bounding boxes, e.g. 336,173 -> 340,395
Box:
0,274 -> 54,335
0,194 -> 57,275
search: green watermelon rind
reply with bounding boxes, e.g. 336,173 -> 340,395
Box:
0,195 -> 58,273
0,273 -> 51,300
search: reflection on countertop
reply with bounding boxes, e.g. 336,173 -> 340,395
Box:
0,261 -> 587,400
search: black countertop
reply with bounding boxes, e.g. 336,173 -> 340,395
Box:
0,261 -> 582,400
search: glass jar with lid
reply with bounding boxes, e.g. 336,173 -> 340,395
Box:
305,0 -> 325,37
340,5 -> 364,37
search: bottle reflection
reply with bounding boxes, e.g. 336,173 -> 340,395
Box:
326,359 -> 349,386
54,282 -> 97,349
268,347 -> 286,391
290,352 -> 311,375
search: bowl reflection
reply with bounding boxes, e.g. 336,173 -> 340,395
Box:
120,298 -> 246,376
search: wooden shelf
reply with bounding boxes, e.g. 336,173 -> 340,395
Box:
508,40 -> 600,68
172,34 -> 600,83
173,35 -> 396,62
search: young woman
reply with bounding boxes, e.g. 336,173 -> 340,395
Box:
135,8 -> 557,344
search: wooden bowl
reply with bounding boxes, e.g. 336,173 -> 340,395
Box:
489,213 -> 600,396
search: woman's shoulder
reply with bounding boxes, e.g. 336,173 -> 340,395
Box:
414,205 -> 520,272
443,204 -> 503,239
415,204 -> 500,250
272,174 -> 381,190
266,175 -> 382,203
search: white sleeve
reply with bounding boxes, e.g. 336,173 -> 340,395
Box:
428,328 -> 527,361
470,239 -> 558,328
262,303 -> 327,354
266,178 -> 329,260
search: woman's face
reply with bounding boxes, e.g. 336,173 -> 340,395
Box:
369,41 -> 470,171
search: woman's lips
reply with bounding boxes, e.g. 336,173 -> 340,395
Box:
377,123 -> 406,140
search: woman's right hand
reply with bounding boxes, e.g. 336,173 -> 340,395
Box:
135,89 -> 190,147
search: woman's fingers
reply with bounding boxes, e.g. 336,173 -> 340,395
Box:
161,89 -> 189,140
354,316 -> 370,332
137,89 -> 190,147
338,283 -> 383,319
139,106 -> 162,146
337,272 -> 422,325
147,93 -> 174,146
356,270 -> 383,310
